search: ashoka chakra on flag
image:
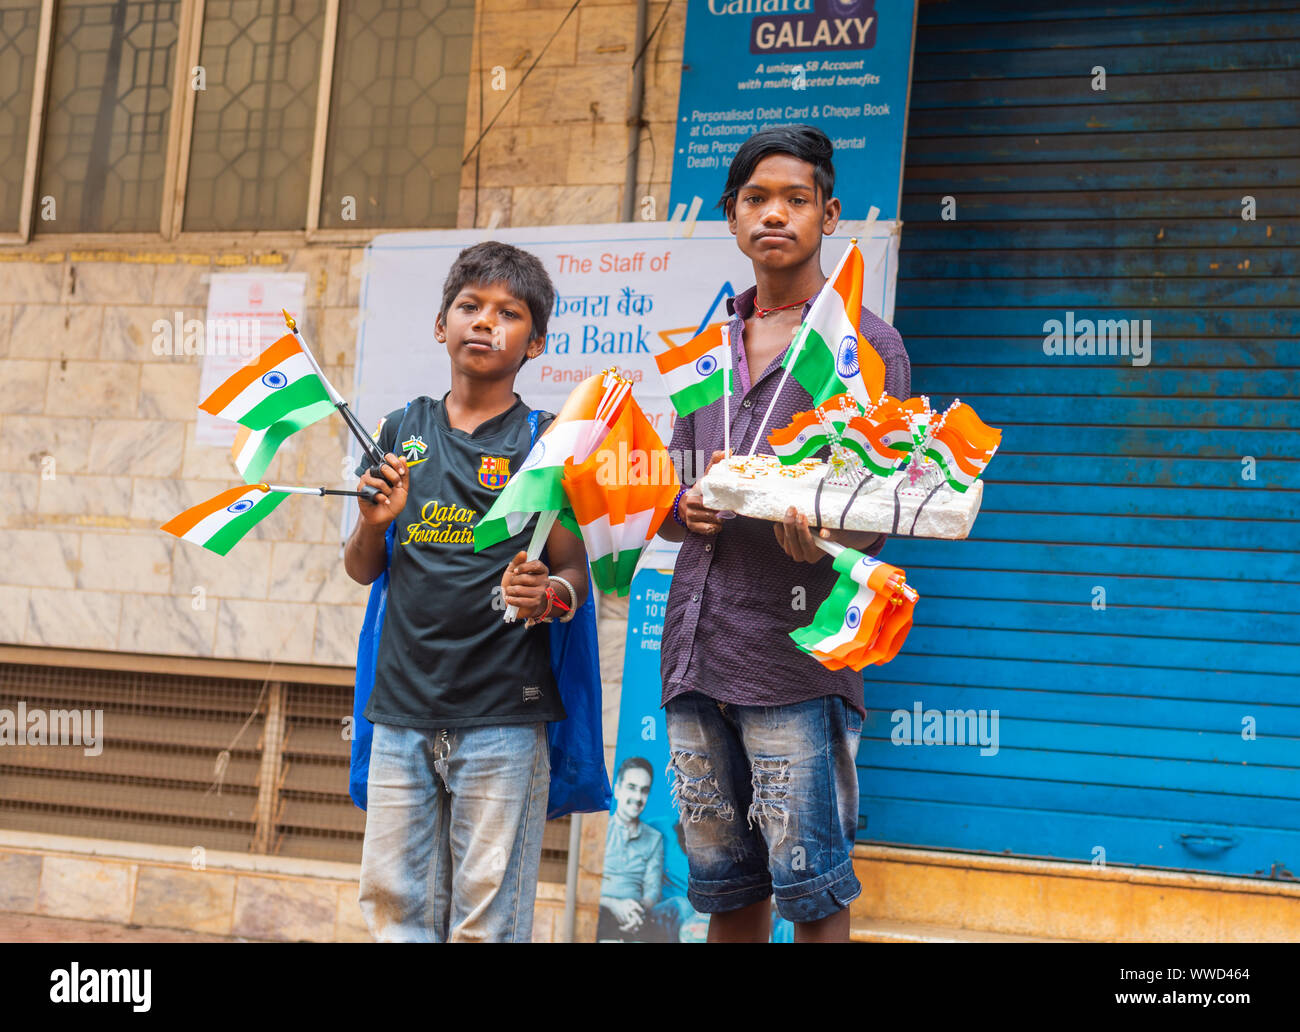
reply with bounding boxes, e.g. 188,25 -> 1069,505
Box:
835,334 -> 859,378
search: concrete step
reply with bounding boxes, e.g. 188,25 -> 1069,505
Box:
851,917 -> 1077,943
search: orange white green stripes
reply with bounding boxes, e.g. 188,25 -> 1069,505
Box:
767,393 -> 858,465
562,396 -> 679,596
922,400 -> 1003,493
230,400 -> 336,483
768,409 -> 830,464
654,323 -> 731,416
782,242 -> 887,410
839,414 -> 909,476
199,333 -> 332,430
790,545 -> 918,670
160,484 -> 287,556
474,374 -> 630,552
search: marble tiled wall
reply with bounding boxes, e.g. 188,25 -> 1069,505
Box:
0,249 -> 370,666
0,0 -> 680,675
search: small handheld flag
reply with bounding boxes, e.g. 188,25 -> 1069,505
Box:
162,482 -> 377,555
654,322 -> 732,417
161,484 -> 289,556
201,311 -> 385,484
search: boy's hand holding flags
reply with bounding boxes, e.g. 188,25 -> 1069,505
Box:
162,309 -> 387,555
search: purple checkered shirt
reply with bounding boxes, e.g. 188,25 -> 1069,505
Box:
660,284 -> 912,717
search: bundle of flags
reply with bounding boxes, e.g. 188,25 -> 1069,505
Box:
791,546 -> 919,670
163,311 -> 356,556
766,384 -> 1002,492
474,372 -> 680,597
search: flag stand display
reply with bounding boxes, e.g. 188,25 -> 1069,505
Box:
747,238 -> 858,456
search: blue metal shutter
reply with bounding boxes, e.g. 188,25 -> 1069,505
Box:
859,0 -> 1300,878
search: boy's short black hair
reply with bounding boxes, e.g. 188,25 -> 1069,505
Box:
716,123 -> 836,216
615,756 -> 654,786
438,239 -> 556,344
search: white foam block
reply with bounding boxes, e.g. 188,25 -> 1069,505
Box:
699,455 -> 984,540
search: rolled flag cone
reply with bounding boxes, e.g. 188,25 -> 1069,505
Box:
790,545 -> 919,670
474,372 -> 631,552
561,394 -> 680,596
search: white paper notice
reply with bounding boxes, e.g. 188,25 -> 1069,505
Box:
196,272 -> 308,447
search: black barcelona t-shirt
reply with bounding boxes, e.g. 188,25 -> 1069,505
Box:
355,393 -> 563,729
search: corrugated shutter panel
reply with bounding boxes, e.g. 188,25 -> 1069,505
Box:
859,0 -> 1300,878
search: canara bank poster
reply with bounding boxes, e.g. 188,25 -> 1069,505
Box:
670,0 -> 917,220
349,222 -> 898,452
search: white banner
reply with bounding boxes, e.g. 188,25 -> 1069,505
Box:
196,272 -> 308,446
351,220 -> 899,447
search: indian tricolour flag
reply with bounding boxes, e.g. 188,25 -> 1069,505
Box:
768,409 -> 830,464
923,400 -> 1002,493
474,373 -> 630,551
161,484 -> 287,556
840,414 -> 910,476
654,323 -> 730,416
562,396 -> 679,596
200,333 -> 332,429
783,242 -> 887,410
790,547 -> 919,670
767,392 -> 857,464
230,401 -> 335,483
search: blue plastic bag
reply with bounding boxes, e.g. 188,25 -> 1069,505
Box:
349,408 -> 611,819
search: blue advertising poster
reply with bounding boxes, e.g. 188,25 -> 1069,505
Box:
669,0 -> 918,220
598,568 -> 795,943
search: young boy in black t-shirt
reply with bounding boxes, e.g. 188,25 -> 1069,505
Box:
345,241 -> 588,942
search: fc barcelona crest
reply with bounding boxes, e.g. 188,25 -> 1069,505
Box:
478,455 -> 510,490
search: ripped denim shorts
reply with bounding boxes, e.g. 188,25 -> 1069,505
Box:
664,691 -> 863,924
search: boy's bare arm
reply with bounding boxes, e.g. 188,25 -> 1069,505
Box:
543,521 -> 589,611
343,452 -> 409,585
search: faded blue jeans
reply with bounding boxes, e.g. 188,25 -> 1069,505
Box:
665,692 -> 863,923
358,721 -> 550,942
